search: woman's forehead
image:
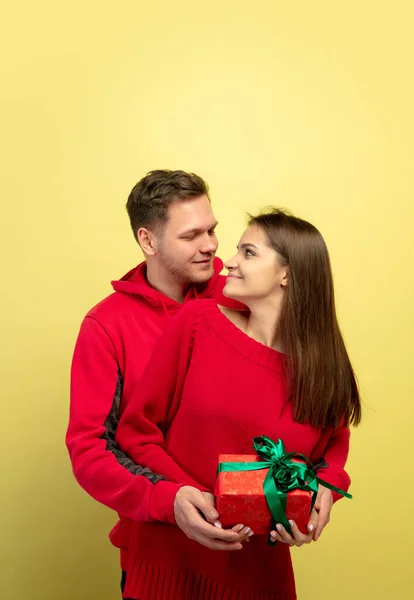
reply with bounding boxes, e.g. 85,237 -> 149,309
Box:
239,224 -> 269,246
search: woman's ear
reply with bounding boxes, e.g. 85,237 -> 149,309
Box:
280,266 -> 289,288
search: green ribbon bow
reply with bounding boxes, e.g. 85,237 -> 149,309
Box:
218,435 -> 352,537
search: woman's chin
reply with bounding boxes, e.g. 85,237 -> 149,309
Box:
223,282 -> 240,300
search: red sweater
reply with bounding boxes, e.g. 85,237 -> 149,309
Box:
117,299 -> 351,600
66,258 -> 239,570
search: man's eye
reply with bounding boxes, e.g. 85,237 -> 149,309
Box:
208,229 -> 217,236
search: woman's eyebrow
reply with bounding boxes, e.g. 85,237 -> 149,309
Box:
237,242 -> 258,249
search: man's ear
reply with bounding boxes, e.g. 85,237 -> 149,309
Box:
137,227 -> 158,256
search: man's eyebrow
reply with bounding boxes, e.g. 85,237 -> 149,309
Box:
237,242 -> 258,249
179,221 -> 218,236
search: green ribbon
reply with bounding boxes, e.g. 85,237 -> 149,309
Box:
218,436 -> 352,537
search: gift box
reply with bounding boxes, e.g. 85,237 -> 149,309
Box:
214,436 -> 352,537
214,453 -> 312,535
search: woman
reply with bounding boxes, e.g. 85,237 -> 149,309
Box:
117,208 -> 361,600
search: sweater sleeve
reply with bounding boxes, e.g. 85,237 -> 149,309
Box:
66,316 -> 182,524
315,424 -> 351,503
116,303 -> 209,497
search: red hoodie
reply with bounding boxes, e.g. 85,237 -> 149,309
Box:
66,257 -> 239,570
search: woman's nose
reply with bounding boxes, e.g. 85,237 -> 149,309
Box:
224,255 -> 238,270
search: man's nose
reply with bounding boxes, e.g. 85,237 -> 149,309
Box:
200,234 -> 218,254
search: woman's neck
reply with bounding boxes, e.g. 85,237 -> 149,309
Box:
244,298 -> 284,352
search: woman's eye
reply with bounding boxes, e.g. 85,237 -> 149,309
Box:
245,249 -> 255,257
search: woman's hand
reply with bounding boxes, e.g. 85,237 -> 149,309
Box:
174,487 -> 245,551
312,485 -> 333,541
269,485 -> 333,545
202,491 -> 254,543
269,515 -> 315,546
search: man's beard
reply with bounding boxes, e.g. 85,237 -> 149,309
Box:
158,251 -> 214,285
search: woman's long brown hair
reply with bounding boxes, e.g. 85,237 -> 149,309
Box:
249,209 -> 361,430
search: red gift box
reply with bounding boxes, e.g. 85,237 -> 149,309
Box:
214,454 -> 312,535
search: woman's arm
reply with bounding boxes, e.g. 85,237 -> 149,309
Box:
270,423 -> 352,545
316,423 -> 351,502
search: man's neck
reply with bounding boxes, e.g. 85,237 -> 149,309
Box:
145,261 -> 190,303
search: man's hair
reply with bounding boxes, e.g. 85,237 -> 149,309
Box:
126,170 -> 210,240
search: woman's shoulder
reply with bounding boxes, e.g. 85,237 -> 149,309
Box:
177,298 -> 220,324
177,300 -> 250,344
217,305 -> 249,329
181,299 -> 249,326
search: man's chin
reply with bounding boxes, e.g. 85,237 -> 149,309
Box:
189,266 -> 215,284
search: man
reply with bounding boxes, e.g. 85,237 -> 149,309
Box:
66,170 -> 246,595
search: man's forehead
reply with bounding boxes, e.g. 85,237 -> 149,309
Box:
166,196 -> 217,232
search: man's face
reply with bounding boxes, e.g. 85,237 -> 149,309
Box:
156,195 -> 218,284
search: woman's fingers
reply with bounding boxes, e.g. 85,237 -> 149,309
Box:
231,523 -> 254,541
307,508 -> 319,535
270,520 -> 313,546
313,488 -> 333,541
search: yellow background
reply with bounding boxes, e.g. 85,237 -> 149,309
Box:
1,1 -> 413,598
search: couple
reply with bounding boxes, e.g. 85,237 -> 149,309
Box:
67,169 -> 361,600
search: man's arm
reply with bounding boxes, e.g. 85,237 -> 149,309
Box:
66,316 -> 181,523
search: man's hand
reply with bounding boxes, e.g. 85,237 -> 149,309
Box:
174,486 -> 245,551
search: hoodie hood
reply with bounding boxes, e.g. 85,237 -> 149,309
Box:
111,257 -> 224,311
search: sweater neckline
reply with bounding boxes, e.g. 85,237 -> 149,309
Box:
208,302 -> 286,372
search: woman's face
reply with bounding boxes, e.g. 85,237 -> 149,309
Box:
223,224 -> 288,303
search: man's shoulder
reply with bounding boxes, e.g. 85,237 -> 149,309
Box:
86,291 -> 125,318
84,289 -> 147,326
